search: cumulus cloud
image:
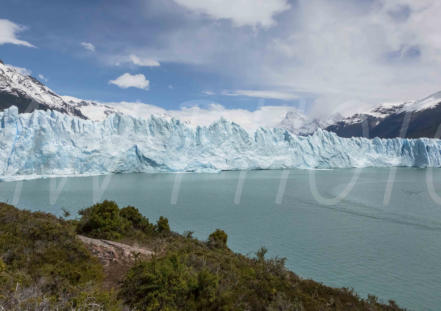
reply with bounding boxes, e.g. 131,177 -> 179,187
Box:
80,42 -> 95,52
222,90 -> 298,100
100,100 -> 299,132
173,0 -> 290,27
129,54 -> 160,67
0,19 -> 35,47
109,73 -> 150,90
171,103 -> 297,131
22,0 -> 441,119
102,0 -> 441,118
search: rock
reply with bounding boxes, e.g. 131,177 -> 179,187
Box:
77,235 -> 154,266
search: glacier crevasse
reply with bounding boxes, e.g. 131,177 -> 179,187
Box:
1,106 -> 441,180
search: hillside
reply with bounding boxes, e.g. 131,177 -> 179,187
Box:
0,201 -> 404,310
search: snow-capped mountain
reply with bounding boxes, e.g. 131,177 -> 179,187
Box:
2,60 -> 441,180
0,61 -> 169,122
0,61 -> 209,125
0,61 -> 331,135
277,110 -> 310,134
326,91 -> 441,138
1,105 -> 441,180
0,61 -> 89,118
276,110 -> 343,135
3,59 -> 441,139
61,95 -> 122,121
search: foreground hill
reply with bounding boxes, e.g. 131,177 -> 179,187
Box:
0,201 -> 403,311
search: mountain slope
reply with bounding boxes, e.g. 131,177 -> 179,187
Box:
0,62 -> 196,124
326,92 -> 441,138
0,61 -> 90,118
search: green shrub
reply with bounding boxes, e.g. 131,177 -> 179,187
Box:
120,254 -> 219,311
256,247 -> 268,262
0,258 -> 6,273
156,216 -> 170,234
208,229 -> 228,249
77,201 -> 166,240
120,205 -> 154,234
0,203 -> 105,306
76,200 -> 131,240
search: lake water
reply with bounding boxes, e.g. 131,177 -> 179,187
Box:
1,168 -> 441,310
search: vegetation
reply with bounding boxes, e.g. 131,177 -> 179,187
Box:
156,216 -> 171,234
0,201 -> 405,311
77,200 -> 154,240
0,202 -> 121,310
207,228 -> 228,249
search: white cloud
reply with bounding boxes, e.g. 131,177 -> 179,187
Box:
98,100 -> 299,132
0,19 -> 35,47
38,74 -> 48,82
222,90 -> 298,100
170,103 -> 297,131
173,0 -> 290,27
81,42 -> 95,52
104,0 -> 441,118
129,54 -> 160,67
109,73 -> 150,90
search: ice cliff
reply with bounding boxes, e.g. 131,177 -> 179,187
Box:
1,106 -> 441,180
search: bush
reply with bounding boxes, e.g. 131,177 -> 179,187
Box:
120,254 -> 219,311
156,216 -> 170,234
77,201 -> 167,240
76,200 -> 131,240
208,229 -> 228,249
0,203 -> 106,308
0,258 -> 6,273
120,205 -> 154,234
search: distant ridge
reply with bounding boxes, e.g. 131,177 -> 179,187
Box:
325,91 -> 441,138
2,60 -> 441,138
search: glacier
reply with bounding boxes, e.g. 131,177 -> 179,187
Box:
1,106 -> 441,180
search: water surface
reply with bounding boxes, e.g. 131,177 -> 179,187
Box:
1,168 -> 441,310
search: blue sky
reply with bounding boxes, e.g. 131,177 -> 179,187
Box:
1,0 -> 441,118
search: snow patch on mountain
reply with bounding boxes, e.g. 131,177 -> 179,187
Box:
0,62 -> 64,109
333,91 -> 441,127
403,91 -> 441,112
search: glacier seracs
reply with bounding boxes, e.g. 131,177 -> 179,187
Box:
1,106 -> 441,180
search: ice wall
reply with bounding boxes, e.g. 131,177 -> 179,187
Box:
1,106 -> 441,179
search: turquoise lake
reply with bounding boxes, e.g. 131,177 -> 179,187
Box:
1,168 -> 441,310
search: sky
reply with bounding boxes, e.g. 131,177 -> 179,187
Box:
1,0 -> 441,121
